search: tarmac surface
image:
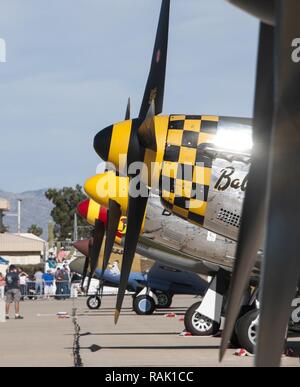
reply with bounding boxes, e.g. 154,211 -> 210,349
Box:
0,295 -> 300,367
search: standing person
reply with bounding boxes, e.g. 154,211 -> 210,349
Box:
5,265 -> 23,320
19,271 -> 29,301
70,272 -> 82,298
57,247 -> 67,263
0,273 -> 5,299
62,265 -> 70,299
47,252 -> 57,270
55,268 -> 63,299
42,270 -> 54,300
34,269 -> 44,298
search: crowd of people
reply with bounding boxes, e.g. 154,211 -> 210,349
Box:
0,265 -> 83,302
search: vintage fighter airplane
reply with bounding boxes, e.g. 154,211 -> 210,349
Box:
83,0 -> 300,365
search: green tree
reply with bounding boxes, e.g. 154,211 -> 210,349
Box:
45,185 -> 87,240
27,224 -> 43,237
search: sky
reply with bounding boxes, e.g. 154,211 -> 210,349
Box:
0,0 -> 259,193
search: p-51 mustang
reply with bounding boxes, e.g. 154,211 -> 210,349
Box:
83,0 -> 300,365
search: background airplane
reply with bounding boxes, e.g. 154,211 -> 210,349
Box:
73,199 -> 208,315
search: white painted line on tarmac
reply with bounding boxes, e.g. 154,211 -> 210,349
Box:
0,300 -> 5,322
37,312 -> 69,317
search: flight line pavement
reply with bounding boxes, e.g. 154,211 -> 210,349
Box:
0,295 -> 299,367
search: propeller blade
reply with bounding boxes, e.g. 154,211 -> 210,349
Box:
82,256 -> 89,287
125,97 -> 131,120
87,220 -> 105,292
256,0 -> 300,367
220,22 -> 274,360
138,0 -> 170,119
114,183 -> 148,324
101,199 -> 122,278
73,239 -> 90,257
138,100 -> 156,151
84,238 -> 93,289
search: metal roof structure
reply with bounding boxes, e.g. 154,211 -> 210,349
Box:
0,233 -> 46,253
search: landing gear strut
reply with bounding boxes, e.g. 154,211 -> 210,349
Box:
86,281 -> 104,310
183,270 -> 259,354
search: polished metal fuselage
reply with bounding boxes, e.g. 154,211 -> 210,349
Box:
138,194 -> 260,278
136,118 -> 261,277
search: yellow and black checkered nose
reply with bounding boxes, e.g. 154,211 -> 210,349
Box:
94,124 -> 114,162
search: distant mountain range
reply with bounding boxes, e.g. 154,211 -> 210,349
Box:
0,189 -> 54,240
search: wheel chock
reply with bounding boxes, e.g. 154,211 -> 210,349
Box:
57,312 -> 70,319
164,312 -> 177,318
178,330 -> 192,337
234,348 -> 253,357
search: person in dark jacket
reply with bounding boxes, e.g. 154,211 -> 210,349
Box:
5,265 -> 23,320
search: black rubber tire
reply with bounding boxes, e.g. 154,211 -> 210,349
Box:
133,295 -> 156,315
184,301 -> 220,336
235,309 -> 259,354
230,329 -> 241,349
156,292 -> 173,309
86,296 -> 102,310
229,305 -> 255,348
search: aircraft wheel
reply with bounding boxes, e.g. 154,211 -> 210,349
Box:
156,292 -> 173,308
229,305 -> 255,348
133,295 -> 156,315
184,302 -> 220,336
235,309 -> 259,354
86,295 -> 102,310
230,330 -> 241,349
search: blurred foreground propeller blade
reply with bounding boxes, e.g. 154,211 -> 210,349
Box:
115,184 -> 149,324
125,97 -> 131,120
87,220 -> 105,292
220,22 -> 274,360
256,0 -> 300,367
138,0 -> 170,119
101,199 -> 122,277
